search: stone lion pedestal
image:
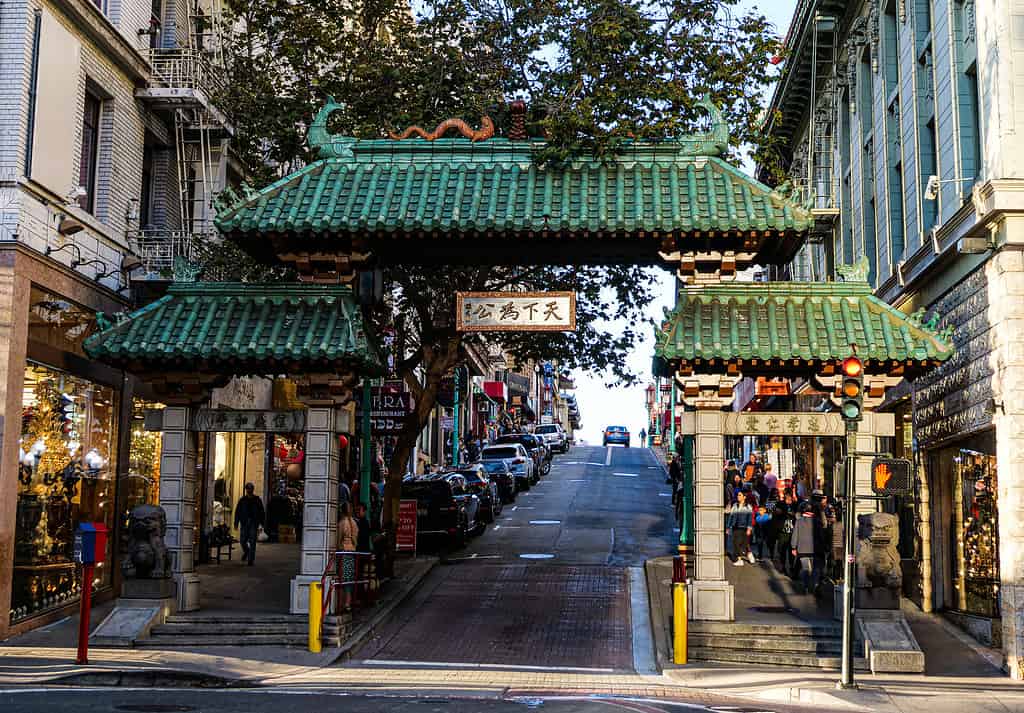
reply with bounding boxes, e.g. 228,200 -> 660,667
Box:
90,505 -> 177,648
850,512 -> 925,673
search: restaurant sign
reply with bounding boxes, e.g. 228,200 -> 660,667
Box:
456,291 -> 576,332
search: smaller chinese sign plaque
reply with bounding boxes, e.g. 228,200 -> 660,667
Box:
456,291 -> 576,332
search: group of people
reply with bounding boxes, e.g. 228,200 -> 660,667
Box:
723,453 -> 844,597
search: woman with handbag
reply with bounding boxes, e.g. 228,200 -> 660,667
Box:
337,501 -> 358,611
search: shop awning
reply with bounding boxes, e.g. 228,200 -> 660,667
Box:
482,381 -> 508,402
653,277 -> 955,377
84,282 -> 384,375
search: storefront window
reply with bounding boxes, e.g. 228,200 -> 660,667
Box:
122,400 -> 164,517
13,363 -> 117,623
267,435 -> 305,543
955,449 -> 1000,618
28,287 -> 99,356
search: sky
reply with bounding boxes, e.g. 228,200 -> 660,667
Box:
568,0 -> 796,446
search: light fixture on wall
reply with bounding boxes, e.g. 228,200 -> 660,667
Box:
57,215 -> 85,236
924,174 -> 976,201
45,243 -> 83,262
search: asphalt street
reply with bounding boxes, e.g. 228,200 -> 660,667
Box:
355,445 -> 677,671
0,688 -> 759,713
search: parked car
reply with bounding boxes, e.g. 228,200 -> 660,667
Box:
401,474 -> 482,547
481,443 -> 534,490
452,465 -> 502,523
479,459 -> 517,503
603,425 -> 630,447
494,433 -> 548,477
535,423 -> 569,453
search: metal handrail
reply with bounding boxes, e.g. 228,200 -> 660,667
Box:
127,229 -> 212,276
320,550 -> 374,616
147,48 -> 226,99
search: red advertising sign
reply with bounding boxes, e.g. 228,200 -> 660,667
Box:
396,499 -> 418,553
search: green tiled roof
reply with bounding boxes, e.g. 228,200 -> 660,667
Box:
653,280 -> 955,376
83,282 -> 383,374
214,101 -> 813,256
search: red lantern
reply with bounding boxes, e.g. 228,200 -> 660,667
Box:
337,434 -> 349,449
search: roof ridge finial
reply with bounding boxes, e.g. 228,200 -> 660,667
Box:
677,94 -> 729,157
835,256 -> 871,283
308,97 -> 356,158
388,116 -> 496,142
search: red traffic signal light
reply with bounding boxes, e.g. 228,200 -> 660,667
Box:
841,356 -> 863,377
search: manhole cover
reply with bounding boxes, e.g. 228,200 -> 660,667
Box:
114,706 -> 197,712
749,606 -> 798,614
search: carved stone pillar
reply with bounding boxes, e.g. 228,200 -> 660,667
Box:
290,406 -> 339,613
159,406 -> 200,612
687,407 -> 734,621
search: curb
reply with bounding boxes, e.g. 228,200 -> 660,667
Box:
48,668 -> 256,688
329,556 -> 439,664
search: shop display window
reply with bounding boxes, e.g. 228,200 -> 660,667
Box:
267,435 -> 304,543
28,287 -> 99,356
955,449 -> 999,618
120,399 -> 164,531
13,363 -> 118,623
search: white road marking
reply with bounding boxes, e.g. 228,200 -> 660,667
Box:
519,553 -> 555,559
568,479 -> 587,482
605,446 -> 613,466
516,506 -> 536,510
446,553 -> 502,561
529,520 -> 561,525
658,493 -> 673,497
511,506 -> 517,511
613,472 -> 639,477
359,660 -> 616,673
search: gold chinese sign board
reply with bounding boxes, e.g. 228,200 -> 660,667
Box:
723,412 -> 846,437
456,291 -> 576,332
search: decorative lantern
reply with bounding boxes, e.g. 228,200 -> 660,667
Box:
337,434 -> 349,449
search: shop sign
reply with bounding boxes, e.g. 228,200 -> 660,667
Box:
456,291 -> 576,332
192,409 -> 306,433
366,383 -> 413,435
396,499 -> 418,553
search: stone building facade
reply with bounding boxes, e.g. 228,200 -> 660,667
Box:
0,0 -> 230,637
764,0 -> 1024,677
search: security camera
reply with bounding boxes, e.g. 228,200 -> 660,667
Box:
924,175 -> 940,201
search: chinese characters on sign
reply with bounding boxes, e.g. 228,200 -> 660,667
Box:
456,292 -> 576,332
723,412 -> 846,437
191,409 -> 307,433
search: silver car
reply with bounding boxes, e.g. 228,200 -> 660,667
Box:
480,443 -> 534,491
534,423 -> 568,453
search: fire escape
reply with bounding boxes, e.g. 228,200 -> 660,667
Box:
133,0 -> 231,279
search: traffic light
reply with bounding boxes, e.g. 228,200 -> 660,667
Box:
840,356 -> 864,429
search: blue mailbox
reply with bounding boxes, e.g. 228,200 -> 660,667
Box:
74,523 -> 95,564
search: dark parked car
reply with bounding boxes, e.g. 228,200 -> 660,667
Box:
479,459 -> 517,503
603,425 -> 630,447
494,433 -> 549,477
401,474 -> 482,547
452,465 -> 503,523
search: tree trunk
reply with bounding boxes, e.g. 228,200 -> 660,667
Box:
381,338 -> 461,555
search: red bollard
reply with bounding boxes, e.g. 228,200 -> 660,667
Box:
76,563 -> 94,665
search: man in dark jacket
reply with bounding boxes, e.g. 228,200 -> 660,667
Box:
234,482 -> 266,566
790,501 -> 824,595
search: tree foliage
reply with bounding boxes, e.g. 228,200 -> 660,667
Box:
216,0 -> 780,535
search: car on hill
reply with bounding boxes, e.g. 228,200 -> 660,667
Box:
603,425 -> 630,447
450,464 -> 503,523
480,443 -> 534,490
401,473 -> 483,547
535,423 -> 569,453
479,459 -> 517,503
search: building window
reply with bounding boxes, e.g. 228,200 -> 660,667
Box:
840,92 -> 854,270
149,0 -> 163,49
24,11 -> 42,176
954,0 -> 981,185
78,91 -> 101,213
859,55 -> 877,283
140,144 -> 155,230
883,0 -> 900,97
886,100 -> 905,268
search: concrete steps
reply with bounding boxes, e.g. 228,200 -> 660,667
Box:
137,613 -> 313,647
687,621 -> 867,670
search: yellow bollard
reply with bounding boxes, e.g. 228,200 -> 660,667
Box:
673,582 -> 687,664
308,581 -> 323,653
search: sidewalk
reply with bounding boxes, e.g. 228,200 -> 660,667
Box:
646,557 -> 1023,712
0,556 -> 437,687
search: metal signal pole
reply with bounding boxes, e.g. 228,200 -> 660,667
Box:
839,430 -> 857,689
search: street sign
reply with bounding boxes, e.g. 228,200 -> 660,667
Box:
396,499 -> 418,553
456,291 -> 576,332
870,457 -> 913,495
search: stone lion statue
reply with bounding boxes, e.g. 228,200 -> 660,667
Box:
855,512 -> 902,591
123,504 -> 170,579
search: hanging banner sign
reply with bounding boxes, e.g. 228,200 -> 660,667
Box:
396,499 -> 418,553
355,383 -> 413,435
456,291 -> 576,332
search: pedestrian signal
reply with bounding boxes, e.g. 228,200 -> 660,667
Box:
870,458 -> 913,495
839,356 -> 864,429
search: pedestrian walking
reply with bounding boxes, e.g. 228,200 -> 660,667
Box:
234,482 -> 265,566
776,489 -> 797,573
741,452 -> 763,483
763,462 -> 778,493
337,501 -> 359,611
790,501 -> 825,595
728,490 -> 756,566
674,431 -> 685,456
639,428 -> 647,445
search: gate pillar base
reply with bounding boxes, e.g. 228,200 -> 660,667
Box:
291,575 -> 321,614
174,573 -> 200,612
687,580 -> 734,621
